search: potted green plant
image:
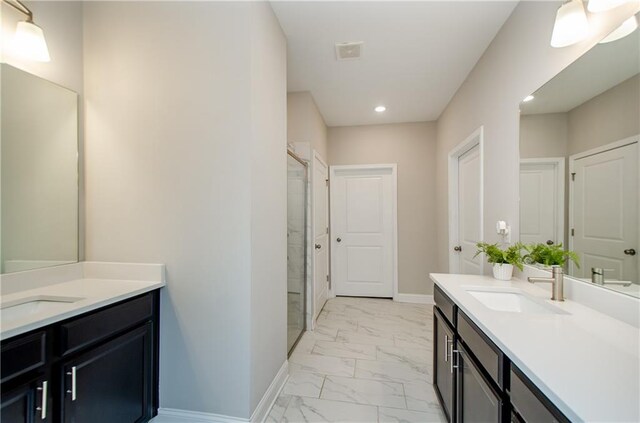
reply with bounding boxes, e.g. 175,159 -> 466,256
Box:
523,243 -> 579,269
474,242 -> 524,281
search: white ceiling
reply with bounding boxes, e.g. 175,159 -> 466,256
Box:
521,26 -> 640,115
271,1 -> 518,127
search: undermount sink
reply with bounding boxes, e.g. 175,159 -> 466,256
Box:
465,287 -> 568,315
1,295 -> 84,323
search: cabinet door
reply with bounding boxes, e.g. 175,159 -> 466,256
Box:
456,345 -> 502,423
1,375 -> 50,423
61,323 -> 152,423
433,309 -> 456,422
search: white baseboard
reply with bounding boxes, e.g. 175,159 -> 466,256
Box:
153,361 -> 289,423
394,293 -> 434,304
249,360 -> 289,422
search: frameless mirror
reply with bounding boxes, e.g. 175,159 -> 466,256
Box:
519,20 -> 639,298
1,64 -> 79,273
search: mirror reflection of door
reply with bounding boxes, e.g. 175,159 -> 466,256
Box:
570,141 -> 638,283
519,159 -> 564,246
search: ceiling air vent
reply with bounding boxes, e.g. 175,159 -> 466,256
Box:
335,41 -> 363,61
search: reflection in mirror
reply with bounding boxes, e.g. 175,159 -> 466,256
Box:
1,64 -> 79,273
519,19 -> 639,298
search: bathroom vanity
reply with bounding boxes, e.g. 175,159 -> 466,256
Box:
0,262 -> 165,423
431,273 -> 640,423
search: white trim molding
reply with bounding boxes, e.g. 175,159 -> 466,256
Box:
153,361 -> 289,423
394,293 -> 434,304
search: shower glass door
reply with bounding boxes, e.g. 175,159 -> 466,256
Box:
287,151 -> 307,353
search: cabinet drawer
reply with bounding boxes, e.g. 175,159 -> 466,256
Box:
1,331 -> 47,383
510,366 -> 568,423
59,294 -> 153,356
434,285 -> 456,328
457,311 -> 504,389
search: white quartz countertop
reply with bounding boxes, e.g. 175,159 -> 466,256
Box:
1,262 -> 165,340
430,273 -> 640,423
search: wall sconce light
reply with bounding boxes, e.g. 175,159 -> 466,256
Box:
599,15 -> 639,42
551,0 -> 590,48
3,0 -> 50,62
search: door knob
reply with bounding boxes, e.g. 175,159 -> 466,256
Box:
315,244 -> 321,250
336,237 -> 342,243
453,246 -> 462,252
624,248 -> 636,256
546,240 -> 554,245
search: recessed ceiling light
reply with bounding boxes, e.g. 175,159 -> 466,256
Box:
523,95 -> 535,102
374,106 -> 386,113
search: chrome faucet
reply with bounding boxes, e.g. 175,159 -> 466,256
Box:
528,265 -> 564,301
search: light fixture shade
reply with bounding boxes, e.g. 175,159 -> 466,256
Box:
599,15 -> 639,43
587,0 -> 628,13
551,0 -> 590,48
14,21 -> 50,62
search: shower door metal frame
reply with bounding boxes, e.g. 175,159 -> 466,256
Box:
287,149 -> 308,356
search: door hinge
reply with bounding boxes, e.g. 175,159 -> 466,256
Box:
571,228 -> 575,236
326,275 -> 329,282
325,179 -> 329,186
571,172 -> 576,181
326,227 -> 329,234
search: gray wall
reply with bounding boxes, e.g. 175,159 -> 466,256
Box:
328,122 -> 438,295
435,1 -> 640,276
568,74 -> 640,155
83,2 -> 286,418
520,113 -> 568,159
287,91 -> 328,159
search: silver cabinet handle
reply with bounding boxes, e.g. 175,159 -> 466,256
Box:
66,366 -> 77,401
36,380 -> 47,420
444,335 -> 449,363
451,349 -> 460,372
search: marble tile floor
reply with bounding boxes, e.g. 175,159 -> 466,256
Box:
267,296 -> 446,423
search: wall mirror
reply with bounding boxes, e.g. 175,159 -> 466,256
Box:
519,19 -> 639,298
1,64 -> 79,274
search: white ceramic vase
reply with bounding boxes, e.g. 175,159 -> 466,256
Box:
492,263 -> 514,281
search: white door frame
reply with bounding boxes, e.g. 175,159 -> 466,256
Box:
329,164 -> 399,300
448,126 -> 484,274
568,135 -> 639,274
310,150 -> 329,328
520,157 -> 565,246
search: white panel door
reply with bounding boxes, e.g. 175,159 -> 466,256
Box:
520,161 -> 562,245
457,145 -> 483,274
313,154 -> 329,319
572,142 -> 638,282
331,165 -> 396,297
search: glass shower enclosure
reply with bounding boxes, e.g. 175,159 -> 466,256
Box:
287,150 -> 307,354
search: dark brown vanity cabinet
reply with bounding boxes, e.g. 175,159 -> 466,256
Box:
456,344 -> 503,423
433,308 -> 456,422
1,373 -> 51,423
1,291 -> 159,423
433,285 -> 566,423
